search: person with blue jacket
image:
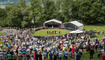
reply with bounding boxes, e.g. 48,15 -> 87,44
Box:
64,49 -> 68,60
43,50 -> 48,60
49,51 -> 53,60
76,52 -> 81,60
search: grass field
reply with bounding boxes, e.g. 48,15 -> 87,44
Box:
32,25 -> 105,39
84,25 -> 105,40
0,32 -> 5,36
0,32 -> 9,51
84,25 -> 105,31
32,29 -> 70,37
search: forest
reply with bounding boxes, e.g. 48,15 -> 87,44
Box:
0,0 -> 105,27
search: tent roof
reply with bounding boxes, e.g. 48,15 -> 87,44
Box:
44,19 -> 62,24
70,30 -> 83,33
70,21 -> 83,27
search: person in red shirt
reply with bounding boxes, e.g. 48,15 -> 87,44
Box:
60,45 -> 63,50
72,47 -> 75,56
102,53 -> 105,60
72,44 -> 75,47
72,48 -> 75,53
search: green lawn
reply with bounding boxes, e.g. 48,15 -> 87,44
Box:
0,32 -> 6,50
0,32 -> 10,51
0,40 -> 12,51
0,32 -> 5,36
84,25 -> 105,40
32,29 -> 70,37
84,25 -> 105,31
32,25 -> 105,39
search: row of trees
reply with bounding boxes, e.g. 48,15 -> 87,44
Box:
0,0 -> 105,27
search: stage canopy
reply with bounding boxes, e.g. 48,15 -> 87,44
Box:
64,21 -> 84,31
43,19 -> 62,28
70,30 -> 83,33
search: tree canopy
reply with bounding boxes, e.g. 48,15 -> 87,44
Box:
0,0 -> 105,27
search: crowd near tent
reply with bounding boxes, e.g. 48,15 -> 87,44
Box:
64,21 -> 84,31
44,19 -> 84,34
43,19 -> 62,28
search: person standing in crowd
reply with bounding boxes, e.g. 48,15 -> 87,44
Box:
95,39 -> 99,52
30,49 -> 34,60
22,47 -> 27,60
7,52 -> 12,60
76,51 -> 81,60
18,52 -> 22,60
34,50 -> 38,60
64,49 -> 68,60
72,46 -> 75,57
0,50 -> 3,60
98,48 -> 102,57
54,52 -> 57,60
43,50 -> 48,60
104,44 -> 105,52
103,36 -> 105,52
26,51 -> 30,60
102,53 -> 105,60
3,51 -> 7,60
90,48 -> 94,60
58,50 -> 63,60
49,50 -> 53,60
68,48 -> 72,60
39,51 -> 42,60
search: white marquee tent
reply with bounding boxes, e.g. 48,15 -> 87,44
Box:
70,21 -> 84,30
43,19 -> 62,28
64,21 -> 84,31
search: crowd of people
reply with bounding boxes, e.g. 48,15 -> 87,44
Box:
47,31 -> 61,34
0,28 -> 105,60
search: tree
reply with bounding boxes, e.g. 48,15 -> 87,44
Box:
42,0 -> 57,19
0,8 -> 7,26
6,2 -> 32,27
77,0 -> 104,24
61,0 -> 73,22
30,0 -> 43,27
21,20 -> 28,27
6,4 -> 22,27
18,0 -> 26,7
1,0 -> 105,27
